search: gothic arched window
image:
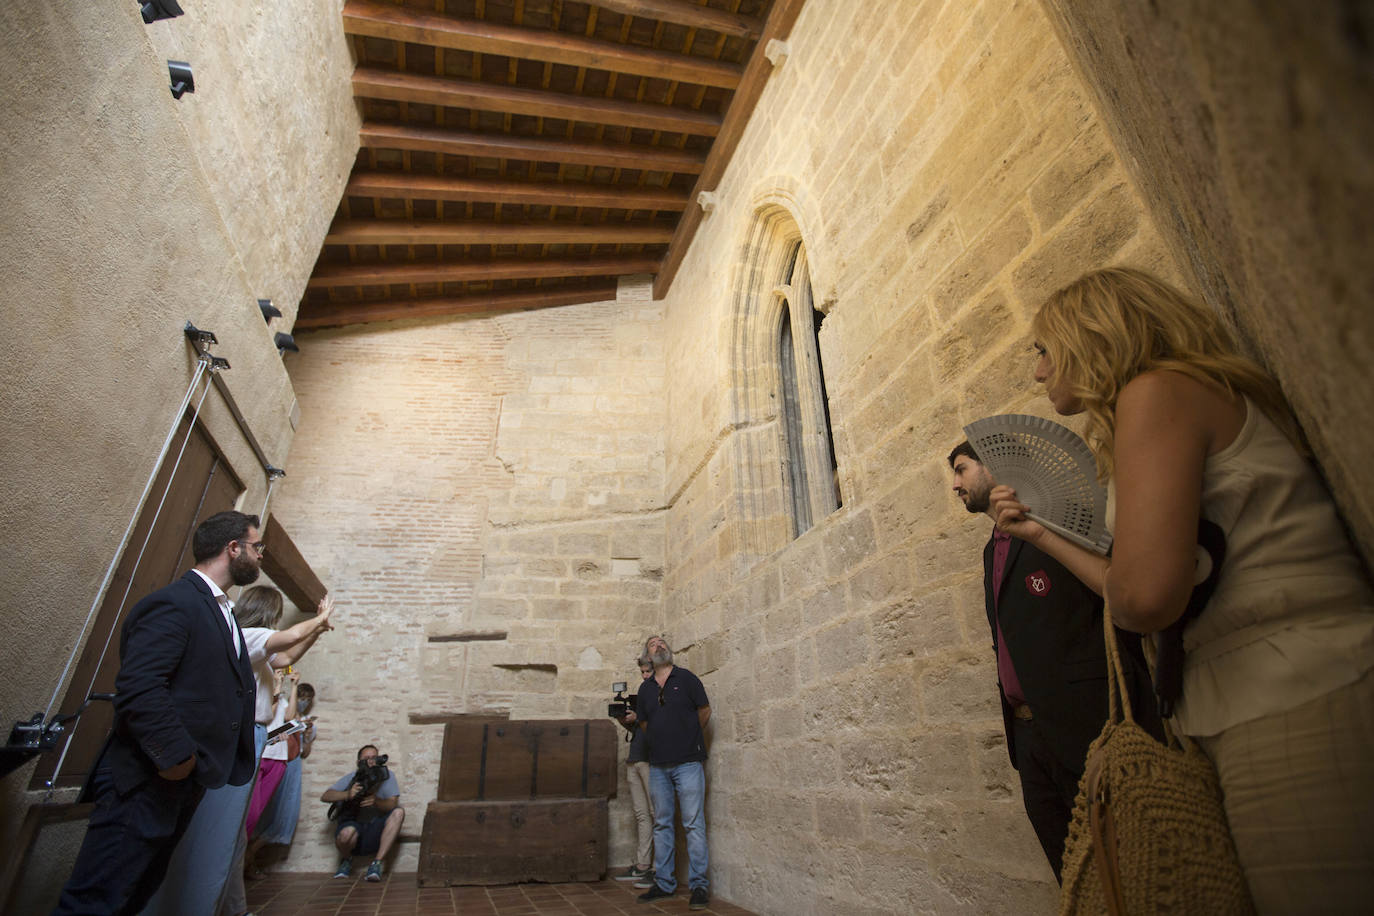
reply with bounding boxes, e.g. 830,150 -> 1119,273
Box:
775,243 -> 840,537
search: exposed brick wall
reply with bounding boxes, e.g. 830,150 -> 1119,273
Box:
272,282 -> 666,871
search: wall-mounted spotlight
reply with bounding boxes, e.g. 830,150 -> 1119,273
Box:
274,332 -> 299,355
140,1 -> 184,23
168,61 -> 194,100
258,299 -> 281,324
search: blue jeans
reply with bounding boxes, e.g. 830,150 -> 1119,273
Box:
648,761 -> 708,892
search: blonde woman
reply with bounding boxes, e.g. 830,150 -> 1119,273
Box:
991,267 -> 1374,911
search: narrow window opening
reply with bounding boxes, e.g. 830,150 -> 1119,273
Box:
811,306 -> 842,512
778,301 -> 811,537
775,241 -> 841,539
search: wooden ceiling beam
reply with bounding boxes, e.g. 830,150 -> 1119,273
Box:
359,122 -> 706,173
325,219 -> 676,246
589,0 -> 763,39
354,68 -> 722,136
295,283 -> 621,329
307,254 -> 662,289
345,170 -> 689,210
655,0 -> 808,299
343,0 -> 742,89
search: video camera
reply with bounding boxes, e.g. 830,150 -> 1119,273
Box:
327,753 -> 391,821
607,682 -> 637,719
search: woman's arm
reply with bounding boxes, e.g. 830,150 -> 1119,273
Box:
266,596 -> 335,667
990,486 -> 1110,596
283,672 -> 300,720
1104,371 -> 1222,633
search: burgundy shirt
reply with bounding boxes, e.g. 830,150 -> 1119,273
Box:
991,530 -> 1027,707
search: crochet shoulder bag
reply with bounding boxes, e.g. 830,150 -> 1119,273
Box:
1058,608 -> 1254,915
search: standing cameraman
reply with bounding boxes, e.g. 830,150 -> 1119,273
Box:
615,654 -> 656,886
634,636 -> 711,910
321,744 -> 404,882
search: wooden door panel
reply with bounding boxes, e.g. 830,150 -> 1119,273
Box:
31,417 -> 242,789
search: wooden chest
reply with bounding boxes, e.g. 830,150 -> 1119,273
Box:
417,798 -> 608,886
436,718 -> 618,801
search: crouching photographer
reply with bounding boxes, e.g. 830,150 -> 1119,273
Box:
321,744 -> 404,882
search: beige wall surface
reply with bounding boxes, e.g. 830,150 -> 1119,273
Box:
268,282 -> 667,872
141,0 -> 358,330
0,0 -> 354,885
657,0 -> 1182,912
1040,0 -> 1374,563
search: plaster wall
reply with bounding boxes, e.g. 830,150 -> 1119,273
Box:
0,0 -> 355,884
267,282 -> 667,872
656,0 -> 1184,912
1039,0 -> 1374,562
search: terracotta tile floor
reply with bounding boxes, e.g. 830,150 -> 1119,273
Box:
245,873 -> 757,916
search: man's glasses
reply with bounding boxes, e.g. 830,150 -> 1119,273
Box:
245,541 -> 267,556
658,685 -> 666,706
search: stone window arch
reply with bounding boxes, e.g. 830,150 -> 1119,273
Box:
729,204 -> 842,556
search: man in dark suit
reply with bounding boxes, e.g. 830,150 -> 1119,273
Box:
948,441 -> 1158,882
53,510 -> 263,915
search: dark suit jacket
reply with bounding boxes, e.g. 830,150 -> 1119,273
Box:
102,570 -> 256,794
984,534 -> 1159,774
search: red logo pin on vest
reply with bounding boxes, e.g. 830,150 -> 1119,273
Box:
1025,570 -> 1051,596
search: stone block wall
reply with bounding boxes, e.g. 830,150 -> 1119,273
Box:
656,0 -> 1184,912
1039,0 -> 1374,563
270,281 -> 667,872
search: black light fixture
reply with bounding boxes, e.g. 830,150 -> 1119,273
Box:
140,0 -> 184,23
258,299 -> 281,323
168,60 -> 194,100
274,332 -> 299,355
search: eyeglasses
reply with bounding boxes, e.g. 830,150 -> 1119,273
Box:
246,541 -> 267,556
658,685 -> 666,706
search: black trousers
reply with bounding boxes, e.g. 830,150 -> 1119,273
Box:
52,765 -> 205,916
1011,715 -> 1083,884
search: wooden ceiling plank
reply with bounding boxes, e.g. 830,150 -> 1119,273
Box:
590,0 -> 762,39
654,0 -> 808,298
359,121 -> 706,173
353,67 -> 722,136
296,282 -> 621,329
308,254 -> 662,289
326,219 -> 675,246
342,0 -> 742,89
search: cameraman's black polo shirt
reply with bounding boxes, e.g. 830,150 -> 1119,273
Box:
636,665 -> 709,766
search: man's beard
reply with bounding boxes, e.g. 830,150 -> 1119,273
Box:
962,486 -> 991,514
229,552 -> 261,586
651,647 -> 673,666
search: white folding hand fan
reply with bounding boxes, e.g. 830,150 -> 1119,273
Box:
962,414 -> 1113,555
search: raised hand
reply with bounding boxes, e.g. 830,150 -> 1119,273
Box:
316,594 -> 336,631
990,485 -> 1047,544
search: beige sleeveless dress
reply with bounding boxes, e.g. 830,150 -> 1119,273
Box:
1177,397 -> 1374,913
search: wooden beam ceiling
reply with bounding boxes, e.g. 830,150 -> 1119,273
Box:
296,283 -> 621,329
358,122 -> 708,173
343,1 -> 744,88
308,254 -> 662,289
298,0 -> 796,330
584,0 -> 764,38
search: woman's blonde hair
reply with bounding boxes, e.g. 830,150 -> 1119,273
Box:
234,585 -> 284,629
1032,267 -> 1301,477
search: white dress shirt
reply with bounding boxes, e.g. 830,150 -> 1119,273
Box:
190,568 -> 242,657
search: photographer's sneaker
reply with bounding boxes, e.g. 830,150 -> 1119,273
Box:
616,865 -> 651,882
365,860 -> 384,882
633,871 -> 656,889
637,884 -> 673,903
689,887 -> 709,910
333,858 -> 352,879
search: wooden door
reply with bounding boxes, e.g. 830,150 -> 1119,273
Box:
31,415 -> 243,789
